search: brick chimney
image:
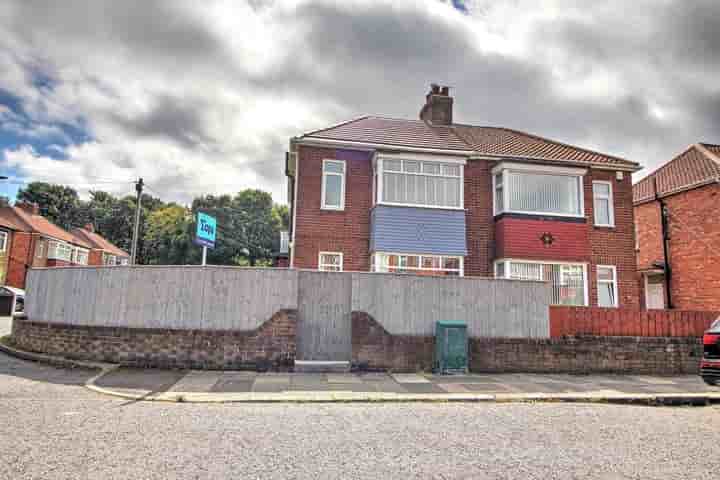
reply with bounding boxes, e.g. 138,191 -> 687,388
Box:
84,223 -> 95,233
16,202 -> 40,215
419,83 -> 453,125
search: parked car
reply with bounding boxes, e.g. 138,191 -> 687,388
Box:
0,286 -> 24,315
701,318 -> 720,386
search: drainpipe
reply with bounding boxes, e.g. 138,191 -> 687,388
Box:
655,177 -> 673,309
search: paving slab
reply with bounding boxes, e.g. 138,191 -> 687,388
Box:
95,368 -> 185,393
391,373 -> 430,384
326,374 -> 363,384
167,371 -> 223,393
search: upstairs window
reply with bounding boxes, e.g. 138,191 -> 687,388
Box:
593,181 -> 614,227
380,157 -> 463,209
493,164 -> 585,217
321,159 -> 346,210
0,231 -> 6,252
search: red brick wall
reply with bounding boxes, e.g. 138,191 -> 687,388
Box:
550,306 -> 719,337
464,159 -> 495,277
88,249 -> 103,266
634,200 -> 663,269
664,183 -> 720,310
293,145 -> 373,271
46,259 -> 71,267
495,216 -> 590,261
6,232 -> 36,289
587,171 -> 639,308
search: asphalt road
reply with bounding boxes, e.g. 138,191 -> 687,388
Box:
0,349 -> 719,479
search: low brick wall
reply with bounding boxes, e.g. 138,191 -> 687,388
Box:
470,336 -> 702,375
550,306 -> 719,338
352,312 -> 702,374
11,310 -> 297,370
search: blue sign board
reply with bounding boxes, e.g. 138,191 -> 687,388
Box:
195,212 -> 216,249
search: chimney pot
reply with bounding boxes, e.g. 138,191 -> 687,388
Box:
16,202 -> 40,215
420,83 -> 454,125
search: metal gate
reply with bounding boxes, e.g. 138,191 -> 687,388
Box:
296,271 -> 352,361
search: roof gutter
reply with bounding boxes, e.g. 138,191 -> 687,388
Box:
470,154 -> 641,173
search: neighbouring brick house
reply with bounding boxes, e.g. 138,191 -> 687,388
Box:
0,202 -> 128,289
286,85 -> 642,308
634,143 -> 720,311
71,224 -> 130,267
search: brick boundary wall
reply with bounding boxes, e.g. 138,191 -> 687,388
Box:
550,306 -> 720,338
352,312 -> 702,374
11,310 -> 297,370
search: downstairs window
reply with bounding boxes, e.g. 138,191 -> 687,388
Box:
495,260 -> 587,306
372,253 -> 463,276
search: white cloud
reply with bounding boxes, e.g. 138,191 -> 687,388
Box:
1,0 -> 718,202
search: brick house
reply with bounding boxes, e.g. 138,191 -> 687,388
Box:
0,202 -> 128,289
286,85 -> 642,307
71,224 -> 130,267
633,143 -> 720,311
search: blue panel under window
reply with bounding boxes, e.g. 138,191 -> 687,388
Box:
370,205 -> 467,255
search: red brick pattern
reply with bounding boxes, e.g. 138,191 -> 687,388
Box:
464,159 -> 495,276
663,183 -> 720,310
495,216 -> 590,261
12,311 -> 297,370
293,145 -> 373,271
549,306 -> 719,337
634,201 -> 663,270
6,231 -> 35,289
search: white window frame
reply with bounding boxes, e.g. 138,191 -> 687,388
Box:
372,252 -> 464,276
494,258 -> 589,306
592,180 -> 615,227
36,240 -> 45,258
492,162 -> 586,218
318,251 -> 343,272
103,252 -> 117,265
73,247 -> 89,265
321,159 -> 346,211
375,153 -> 466,210
596,264 -> 619,308
0,231 -> 7,252
47,240 -> 73,262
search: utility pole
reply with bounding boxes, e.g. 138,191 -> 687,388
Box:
130,178 -> 143,265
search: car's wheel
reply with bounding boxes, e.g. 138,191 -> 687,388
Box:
702,377 -> 718,386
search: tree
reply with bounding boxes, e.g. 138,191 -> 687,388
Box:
17,182 -> 82,229
272,204 -> 289,231
145,205 -> 195,264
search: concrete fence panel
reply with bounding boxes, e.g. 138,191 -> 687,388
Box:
351,273 -> 551,337
25,266 -> 298,331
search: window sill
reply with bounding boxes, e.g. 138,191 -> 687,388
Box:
494,212 -> 587,223
320,206 -> 345,212
593,224 -> 616,230
376,202 -> 464,211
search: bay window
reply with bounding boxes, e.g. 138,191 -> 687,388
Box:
47,240 -> 73,262
73,247 -> 89,265
372,252 -> 463,276
495,259 -> 587,306
377,156 -> 464,209
493,163 -> 585,217
597,265 -> 618,307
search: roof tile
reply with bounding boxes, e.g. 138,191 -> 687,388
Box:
633,144 -> 720,204
300,116 -> 638,168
